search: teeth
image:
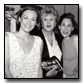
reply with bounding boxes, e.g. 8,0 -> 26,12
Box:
47,25 -> 51,28
63,31 -> 68,34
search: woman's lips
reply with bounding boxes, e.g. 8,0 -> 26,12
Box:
47,25 -> 51,28
25,25 -> 32,28
63,31 -> 68,34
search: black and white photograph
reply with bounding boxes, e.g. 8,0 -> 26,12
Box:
4,4 -> 78,79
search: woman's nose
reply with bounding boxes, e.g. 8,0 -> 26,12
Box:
27,19 -> 31,25
64,26 -> 68,30
47,20 -> 50,24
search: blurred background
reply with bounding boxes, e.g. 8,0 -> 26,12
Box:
5,5 -> 78,33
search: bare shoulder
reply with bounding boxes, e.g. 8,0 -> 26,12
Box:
35,36 -> 43,50
35,36 -> 43,43
71,35 -> 78,42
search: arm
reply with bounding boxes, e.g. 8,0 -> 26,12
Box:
5,34 -> 13,78
38,39 -> 43,78
72,35 -> 78,55
38,65 -> 43,78
72,35 -> 78,72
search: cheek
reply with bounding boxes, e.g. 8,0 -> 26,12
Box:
59,28 -> 65,34
51,21 -> 56,27
31,21 -> 36,26
42,21 -> 46,26
68,28 -> 73,32
21,19 -> 27,24
60,29 -> 64,33
60,26 -> 65,31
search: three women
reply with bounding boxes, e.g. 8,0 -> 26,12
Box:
5,5 -> 78,78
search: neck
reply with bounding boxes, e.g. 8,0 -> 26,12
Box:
17,28 -> 32,41
64,36 -> 70,40
42,29 -> 53,38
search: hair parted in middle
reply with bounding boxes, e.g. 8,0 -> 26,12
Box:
58,13 -> 78,35
16,6 -> 40,35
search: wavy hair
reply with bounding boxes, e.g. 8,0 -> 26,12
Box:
40,6 -> 59,32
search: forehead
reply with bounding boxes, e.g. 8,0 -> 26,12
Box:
42,14 -> 56,19
62,18 -> 72,23
22,10 -> 37,17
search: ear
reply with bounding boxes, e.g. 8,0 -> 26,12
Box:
72,27 -> 74,31
59,25 -> 61,30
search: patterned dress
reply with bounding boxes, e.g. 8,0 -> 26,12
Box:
6,32 -> 43,78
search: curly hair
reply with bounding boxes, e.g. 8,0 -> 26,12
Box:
58,13 -> 78,35
40,6 -> 59,22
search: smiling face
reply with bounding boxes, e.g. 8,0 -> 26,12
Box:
19,10 -> 37,33
59,18 -> 74,39
41,14 -> 56,32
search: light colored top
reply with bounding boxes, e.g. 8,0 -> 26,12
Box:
42,30 -> 62,61
10,18 -> 16,32
6,32 -> 43,78
62,37 -> 78,76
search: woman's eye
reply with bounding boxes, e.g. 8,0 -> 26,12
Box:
32,18 -> 36,21
24,16 -> 28,19
68,24 -> 71,27
43,19 -> 47,21
24,18 -> 27,19
62,24 -> 65,26
50,19 -> 54,21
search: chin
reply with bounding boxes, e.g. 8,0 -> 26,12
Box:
46,29 -> 53,32
26,28 -> 34,32
61,34 -> 67,38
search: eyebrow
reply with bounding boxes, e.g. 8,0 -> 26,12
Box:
23,15 -> 37,18
42,16 -> 55,19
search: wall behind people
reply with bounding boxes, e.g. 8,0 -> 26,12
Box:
5,17 -> 10,32
54,5 -> 78,23
65,5 -> 78,24
5,5 -> 78,22
5,5 -> 78,32
5,5 -> 20,14
54,5 -> 64,17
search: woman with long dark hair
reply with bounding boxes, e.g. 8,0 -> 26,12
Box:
59,13 -> 78,78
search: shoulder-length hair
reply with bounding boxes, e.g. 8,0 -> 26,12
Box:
16,6 -> 40,35
40,6 -> 59,32
58,13 -> 78,36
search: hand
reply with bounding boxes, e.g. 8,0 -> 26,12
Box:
46,65 -> 58,77
73,65 -> 78,73
41,62 -> 57,71
41,62 -> 48,68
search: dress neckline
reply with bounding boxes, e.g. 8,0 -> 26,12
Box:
12,33 -> 36,57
